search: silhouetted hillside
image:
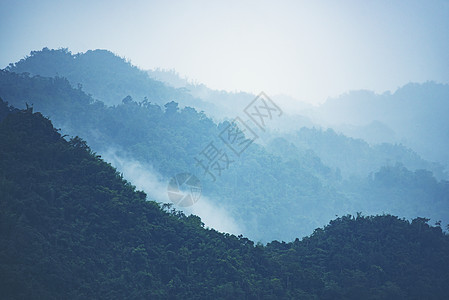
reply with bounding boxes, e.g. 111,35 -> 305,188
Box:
1,105 -> 448,299
1,69 -> 448,242
6,48 -> 215,112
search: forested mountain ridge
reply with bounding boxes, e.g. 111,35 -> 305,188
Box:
0,72 -> 338,240
5,47 -> 216,112
147,62 -> 449,170
1,103 -> 448,299
1,69 -> 448,242
147,68 -> 258,118
317,83 -> 449,167
8,47 -> 447,175
0,102 -> 260,299
273,127 -> 446,180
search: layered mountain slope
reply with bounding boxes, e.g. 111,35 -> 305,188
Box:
1,69 -> 448,242
318,83 -> 449,167
1,104 -> 449,299
6,47 -> 215,112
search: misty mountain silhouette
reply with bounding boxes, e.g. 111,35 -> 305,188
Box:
1,104 -> 448,299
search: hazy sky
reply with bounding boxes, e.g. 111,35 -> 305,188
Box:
1,0 -> 448,103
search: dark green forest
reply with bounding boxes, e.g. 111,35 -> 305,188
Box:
1,54 -> 448,241
1,48 -> 449,299
1,103 -> 448,299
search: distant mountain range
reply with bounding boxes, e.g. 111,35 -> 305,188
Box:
147,64 -> 449,169
8,48 -> 449,170
2,48 -> 448,242
317,84 -> 449,166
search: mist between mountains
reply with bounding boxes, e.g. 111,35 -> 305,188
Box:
167,92 -> 283,207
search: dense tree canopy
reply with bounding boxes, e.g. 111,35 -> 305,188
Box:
5,48 -> 215,112
1,69 -> 448,242
1,105 -> 448,299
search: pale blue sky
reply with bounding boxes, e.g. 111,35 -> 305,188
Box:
1,0 -> 448,103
